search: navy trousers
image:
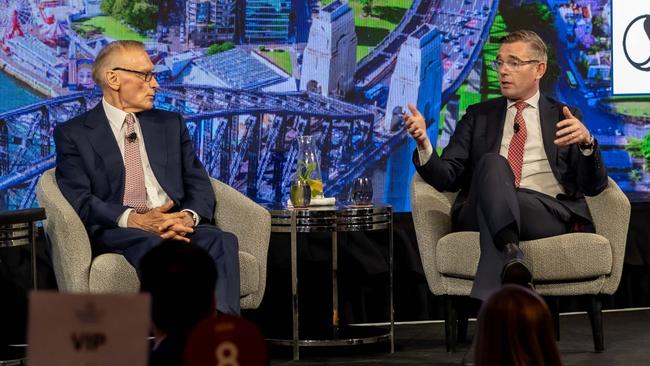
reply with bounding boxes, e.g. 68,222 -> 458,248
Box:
454,154 -> 574,300
92,224 -> 241,314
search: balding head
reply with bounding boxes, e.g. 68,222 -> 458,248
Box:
92,41 -> 146,87
93,40 -> 158,113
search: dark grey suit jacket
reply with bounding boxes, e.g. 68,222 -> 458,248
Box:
414,94 -> 608,230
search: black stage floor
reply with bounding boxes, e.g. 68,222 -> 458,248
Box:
270,308 -> 650,365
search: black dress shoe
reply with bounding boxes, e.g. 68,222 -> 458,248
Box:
500,243 -> 533,288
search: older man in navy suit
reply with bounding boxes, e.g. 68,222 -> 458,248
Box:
54,40 -> 240,314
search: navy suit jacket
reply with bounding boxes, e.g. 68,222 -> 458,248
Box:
54,103 -> 216,236
414,94 -> 608,229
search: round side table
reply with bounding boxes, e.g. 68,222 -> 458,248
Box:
264,204 -> 393,360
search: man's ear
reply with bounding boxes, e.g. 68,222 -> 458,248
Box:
535,62 -> 547,81
105,70 -> 120,91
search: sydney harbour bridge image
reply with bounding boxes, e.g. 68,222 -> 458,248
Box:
0,0 -> 501,211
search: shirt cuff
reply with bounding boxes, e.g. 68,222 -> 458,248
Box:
181,209 -> 200,227
118,208 -> 134,228
417,143 -> 434,166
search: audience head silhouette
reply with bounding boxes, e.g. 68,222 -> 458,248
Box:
475,285 -> 562,366
140,241 -> 217,339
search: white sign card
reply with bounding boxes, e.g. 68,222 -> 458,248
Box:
27,291 -> 151,366
612,0 -> 650,94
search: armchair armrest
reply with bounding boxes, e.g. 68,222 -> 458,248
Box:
36,168 -> 92,292
210,178 -> 271,308
585,178 -> 631,294
410,173 -> 457,295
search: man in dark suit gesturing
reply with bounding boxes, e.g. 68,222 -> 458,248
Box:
404,30 -> 608,300
54,41 -> 240,314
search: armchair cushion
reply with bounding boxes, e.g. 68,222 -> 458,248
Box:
437,232 -> 612,281
88,254 -> 139,293
86,251 -> 260,296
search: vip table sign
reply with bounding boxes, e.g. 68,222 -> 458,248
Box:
26,292 -> 151,366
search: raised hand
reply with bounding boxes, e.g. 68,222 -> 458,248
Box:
403,103 -> 430,150
554,106 -> 591,146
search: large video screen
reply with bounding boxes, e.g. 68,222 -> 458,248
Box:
611,0 -> 650,94
0,0 -> 648,213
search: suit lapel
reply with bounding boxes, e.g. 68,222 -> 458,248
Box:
138,111 -> 168,191
538,95 -> 559,170
85,103 -> 125,198
487,97 -> 508,153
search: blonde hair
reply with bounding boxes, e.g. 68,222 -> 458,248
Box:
500,30 -> 548,62
92,40 -> 145,86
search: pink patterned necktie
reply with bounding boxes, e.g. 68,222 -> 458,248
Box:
122,113 -> 148,213
507,101 -> 528,187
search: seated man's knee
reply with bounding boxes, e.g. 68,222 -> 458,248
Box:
473,153 -> 513,186
477,153 -> 508,169
222,231 -> 239,253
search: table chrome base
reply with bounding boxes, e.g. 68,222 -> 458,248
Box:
0,345 -> 26,366
268,326 -> 391,347
266,205 -> 394,360
0,359 -> 24,366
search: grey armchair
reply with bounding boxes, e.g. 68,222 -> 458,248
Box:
36,168 -> 271,309
410,173 -> 630,352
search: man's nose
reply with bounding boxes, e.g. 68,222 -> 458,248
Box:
150,76 -> 160,89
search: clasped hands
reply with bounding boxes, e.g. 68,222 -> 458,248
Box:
127,201 -> 194,243
403,103 -> 592,148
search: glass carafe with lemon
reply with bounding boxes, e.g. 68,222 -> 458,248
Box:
294,135 -> 324,200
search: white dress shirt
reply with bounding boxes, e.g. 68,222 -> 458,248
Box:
103,98 -> 198,227
498,91 -> 564,197
416,91 -> 593,198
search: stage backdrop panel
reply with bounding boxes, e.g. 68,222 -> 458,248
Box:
1,0 -> 649,212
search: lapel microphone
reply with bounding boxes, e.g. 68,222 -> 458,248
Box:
513,122 -> 520,134
126,132 -> 138,143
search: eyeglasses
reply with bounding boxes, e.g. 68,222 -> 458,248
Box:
491,58 -> 541,71
112,67 -> 157,82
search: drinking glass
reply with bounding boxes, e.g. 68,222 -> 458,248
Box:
349,177 -> 373,206
290,179 -> 311,209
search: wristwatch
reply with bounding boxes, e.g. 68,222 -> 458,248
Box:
189,211 -> 200,227
182,210 -> 200,227
579,134 -> 595,150
578,134 -> 596,156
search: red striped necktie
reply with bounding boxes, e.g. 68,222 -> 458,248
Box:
507,101 -> 528,187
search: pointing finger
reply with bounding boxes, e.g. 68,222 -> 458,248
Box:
562,106 -> 575,120
407,103 -> 421,117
